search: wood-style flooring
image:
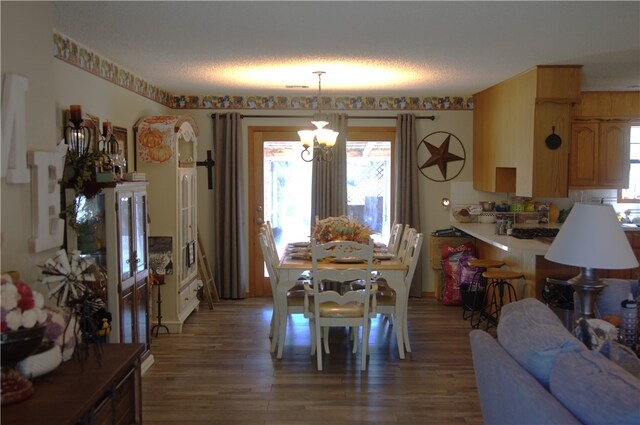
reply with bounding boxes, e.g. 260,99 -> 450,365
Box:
142,297 -> 484,425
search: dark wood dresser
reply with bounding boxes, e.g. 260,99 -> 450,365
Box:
2,343 -> 144,425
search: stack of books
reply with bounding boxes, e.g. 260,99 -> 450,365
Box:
123,172 -> 146,181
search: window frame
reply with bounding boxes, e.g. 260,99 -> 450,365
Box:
617,122 -> 640,203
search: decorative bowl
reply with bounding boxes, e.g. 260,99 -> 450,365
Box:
453,208 -> 476,223
1,324 -> 48,405
1,325 -> 47,368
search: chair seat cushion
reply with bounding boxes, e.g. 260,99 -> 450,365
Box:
312,301 -> 365,318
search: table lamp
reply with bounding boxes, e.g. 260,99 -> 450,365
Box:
544,203 -> 638,321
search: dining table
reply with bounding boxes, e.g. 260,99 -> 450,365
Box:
277,243 -> 410,359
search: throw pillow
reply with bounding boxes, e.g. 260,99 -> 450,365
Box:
550,350 -> 640,425
497,298 -> 587,388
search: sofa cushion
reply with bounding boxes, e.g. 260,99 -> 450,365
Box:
497,298 -> 587,388
550,350 -> 640,425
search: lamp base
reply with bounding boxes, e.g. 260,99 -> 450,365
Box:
569,267 -> 607,322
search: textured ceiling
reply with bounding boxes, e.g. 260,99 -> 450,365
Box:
53,1 -> 640,97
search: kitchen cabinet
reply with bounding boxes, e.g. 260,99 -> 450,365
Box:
134,115 -> 201,333
572,91 -> 640,119
569,121 -> 630,189
65,183 -> 152,364
473,65 -> 581,197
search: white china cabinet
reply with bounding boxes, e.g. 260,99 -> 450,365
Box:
65,182 -> 152,364
134,115 -> 201,333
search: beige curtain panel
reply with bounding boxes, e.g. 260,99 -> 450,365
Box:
212,112 -> 247,299
310,113 -> 348,225
396,114 -> 423,297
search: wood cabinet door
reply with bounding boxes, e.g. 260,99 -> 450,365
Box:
598,122 -> 630,187
569,122 -> 599,187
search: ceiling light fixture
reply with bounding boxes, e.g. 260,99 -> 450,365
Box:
298,71 -> 338,163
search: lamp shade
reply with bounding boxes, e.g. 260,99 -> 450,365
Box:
298,130 -> 315,148
544,203 -> 638,270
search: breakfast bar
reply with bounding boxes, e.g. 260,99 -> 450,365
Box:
450,222 -> 577,300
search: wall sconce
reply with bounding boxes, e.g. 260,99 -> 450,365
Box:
441,197 -> 451,209
65,105 -> 92,157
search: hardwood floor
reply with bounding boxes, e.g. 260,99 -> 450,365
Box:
142,298 -> 484,424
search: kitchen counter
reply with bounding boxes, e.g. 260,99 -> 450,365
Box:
451,222 -> 560,255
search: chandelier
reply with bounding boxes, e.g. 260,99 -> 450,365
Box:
298,71 -> 339,162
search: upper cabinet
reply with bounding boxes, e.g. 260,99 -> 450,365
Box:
569,122 -> 630,188
569,92 -> 640,190
134,115 -> 200,333
473,65 -> 582,197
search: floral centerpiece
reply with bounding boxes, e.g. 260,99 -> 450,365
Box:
312,216 -> 372,244
1,280 -> 47,331
1,279 -> 49,405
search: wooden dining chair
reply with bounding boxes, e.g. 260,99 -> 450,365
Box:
386,222 -> 404,256
258,230 -> 306,356
304,238 -> 376,371
376,232 -> 424,356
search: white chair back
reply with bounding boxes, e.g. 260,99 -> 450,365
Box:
258,231 -> 279,292
386,222 -> 404,255
403,232 -> 424,289
306,239 -> 375,371
396,227 -> 416,260
261,221 -> 279,266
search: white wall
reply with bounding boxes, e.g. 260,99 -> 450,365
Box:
1,2 -> 57,282
1,2 -> 170,283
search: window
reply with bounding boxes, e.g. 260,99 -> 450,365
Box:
619,125 -> 640,202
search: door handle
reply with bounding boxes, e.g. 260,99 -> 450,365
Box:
256,218 -> 264,225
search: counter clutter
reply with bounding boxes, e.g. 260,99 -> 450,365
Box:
451,222 -> 559,256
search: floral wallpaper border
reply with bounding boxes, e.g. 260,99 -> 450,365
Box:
54,32 -> 474,111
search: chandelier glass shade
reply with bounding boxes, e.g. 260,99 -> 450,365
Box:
299,72 -> 339,162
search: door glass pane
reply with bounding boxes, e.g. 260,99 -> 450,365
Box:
263,141 -> 312,257
118,194 -> 133,281
346,141 -> 391,243
134,192 -> 147,272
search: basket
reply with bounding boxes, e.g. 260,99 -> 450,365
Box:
453,207 -> 477,223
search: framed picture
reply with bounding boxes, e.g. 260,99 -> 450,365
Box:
187,240 -> 196,267
112,126 -> 128,173
148,236 -> 173,275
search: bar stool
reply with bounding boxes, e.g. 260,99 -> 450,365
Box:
463,259 -> 505,322
479,269 -> 523,331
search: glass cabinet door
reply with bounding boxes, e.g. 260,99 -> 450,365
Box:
133,191 -> 148,274
118,193 -> 134,282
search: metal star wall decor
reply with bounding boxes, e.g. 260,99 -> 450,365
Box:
417,131 -> 466,182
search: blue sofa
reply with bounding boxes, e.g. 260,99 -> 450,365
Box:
470,279 -> 640,425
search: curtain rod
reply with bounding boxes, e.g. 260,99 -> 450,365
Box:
216,114 -> 436,121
